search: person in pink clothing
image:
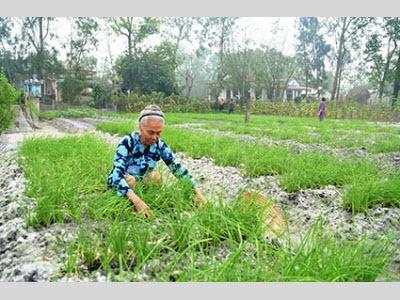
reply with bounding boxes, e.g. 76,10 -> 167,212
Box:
318,97 -> 327,122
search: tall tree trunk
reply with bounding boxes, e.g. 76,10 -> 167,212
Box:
392,50 -> 400,106
173,26 -> 183,69
106,34 -> 115,91
331,18 -> 347,100
241,80 -> 245,103
38,17 -> 46,102
380,39 -> 396,99
336,65 -> 343,101
185,73 -> 194,100
218,34 -> 225,89
245,98 -> 250,123
128,32 -> 132,57
305,68 -> 309,97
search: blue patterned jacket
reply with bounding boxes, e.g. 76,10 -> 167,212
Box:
107,131 -> 196,196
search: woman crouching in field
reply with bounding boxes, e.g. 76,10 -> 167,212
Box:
107,104 -> 207,218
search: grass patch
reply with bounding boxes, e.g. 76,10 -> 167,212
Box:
97,122 -> 381,193
96,121 -> 400,211
197,116 -> 400,153
40,108 -> 100,120
343,171 -> 400,212
19,134 -> 396,281
271,220 -> 394,282
18,135 -> 114,226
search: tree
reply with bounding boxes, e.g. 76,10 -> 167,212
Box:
109,17 -> 159,57
393,54 -> 400,106
0,17 -> 12,51
0,18 -> 28,83
363,18 -> 399,100
115,41 -> 178,95
296,17 -> 331,96
224,45 -> 255,100
61,17 -> 99,104
91,76 -> 112,108
364,34 -> 393,99
385,18 -> 400,106
66,17 -> 99,75
200,17 -> 238,90
325,17 -> 369,100
177,53 -> 196,99
177,47 -> 216,99
162,17 -> 195,70
0,17 -> 14,81
21,17 -> 53,78
262,47 -> 298,100
60,74 -> 86,104
223,44 -> 299,123
21,17 -> 62,101
224,45 -> 253,122
224,45 -> 299,104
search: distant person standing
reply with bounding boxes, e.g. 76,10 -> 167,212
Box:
227,97 -> 235,114
218,96 -> 225,111
318,97 -> 326,122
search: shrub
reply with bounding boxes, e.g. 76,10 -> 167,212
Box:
91,82 -> 112,109
61,75 -> 86,104
0,74 -> 19,134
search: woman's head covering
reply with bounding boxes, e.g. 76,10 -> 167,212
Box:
138,104 -> 164,122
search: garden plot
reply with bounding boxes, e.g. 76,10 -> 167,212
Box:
190,120 -> 400,154
1,115 -> 399,281
0,124 -> 77,281
95,116 -> 400,278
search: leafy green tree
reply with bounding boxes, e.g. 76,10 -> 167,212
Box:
162,17 -> 195,70
91,78 -> 112,108
0,17 -> 11,45
296,17 -> 331,95
21,17 -> 63,102
61,17 -> 99,104
385,18 -> 400,105
0,17 -> 14,81
363,18 -> 400,105
224,45 -> 299,103
60,74 -> 86,104
109,17 -> 159,57
0,74 -> 19,134
0,18 -> 28,83
262,47 -> 298,100
200,17 -> 238,90
325,17 -> 369,100
177,47 -> 216,99
224,45 -> 255,100
115,41 -> 178,95
66,17 -> 99,76
177,52 -> 196,99
0,51 -> 27,83
364,34 -> 393,99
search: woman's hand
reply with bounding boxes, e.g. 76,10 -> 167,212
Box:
127,190 -> 152,218
134,199 -> 152,218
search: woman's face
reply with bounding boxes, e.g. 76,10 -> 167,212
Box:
139,117 -> 164,147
